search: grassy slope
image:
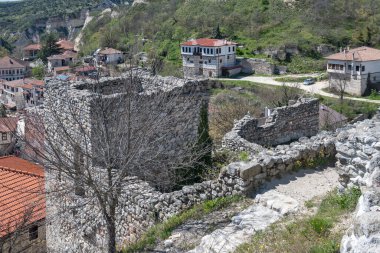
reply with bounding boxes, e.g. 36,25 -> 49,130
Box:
78,0 -> 380,74
236,187 -> 361,253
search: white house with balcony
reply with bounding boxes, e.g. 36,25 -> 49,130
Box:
325,46 -> 380,96
181,38 -> 241,78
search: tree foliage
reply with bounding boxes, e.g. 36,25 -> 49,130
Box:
38,33 -> 61,62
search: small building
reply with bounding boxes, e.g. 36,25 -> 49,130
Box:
325,46 -> 380,96
95,48 -> 124,65
180,38 -> 241,78
57,40 -> 75,52
0,56 -> 27,81
74,66 -> 97,79
47,51 -> 78,72
23,44 -> 41,61
0,156 -> 46,253
0,117 -> 19,155
0,78 -> 44,109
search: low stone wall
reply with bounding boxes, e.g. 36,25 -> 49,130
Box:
223,98 -> 320,150
335,116 -> 380,253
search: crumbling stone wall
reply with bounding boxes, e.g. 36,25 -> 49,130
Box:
223,98 -> 319,150
44,71 -> 222,252
335,113 -> 380,253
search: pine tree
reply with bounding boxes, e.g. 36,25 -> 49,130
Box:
212,25 -> 223,39
38,33 -> 61,62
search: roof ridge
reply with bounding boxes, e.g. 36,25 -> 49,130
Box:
0,165 -> 44,178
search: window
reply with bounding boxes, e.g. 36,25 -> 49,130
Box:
29,225 -> 39,240
182,47 -> 184,52
233,46 -> 235,52
348,65 -> 352,71
220,59 -> 222,63
211,49 -> 214,54
227,55 -> 230,60
187,58 -> 189,62
207,48 -> 209,54
374,76 -> 377,81
2,133 -> 7,141
208,59 -> 211,63
228,47 -> 231,52
362,66 -> 365,72
356,66 -> 360,72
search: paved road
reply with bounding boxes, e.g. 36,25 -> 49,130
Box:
220,75 -> 380,104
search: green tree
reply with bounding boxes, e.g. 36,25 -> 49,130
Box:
32,66 -> 45,80
38,33 -> 61,62
212,24 -> 223,39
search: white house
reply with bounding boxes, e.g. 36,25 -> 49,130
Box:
47,51 -> 78,72
181,38 -> 241,78
95,48 -> 124,65
0,78 -> 44,109
0,56 -> 27,81
325,46 -> 380,96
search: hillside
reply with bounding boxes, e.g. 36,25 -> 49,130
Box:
0,0 -> 136,52
79,0 -> 380,74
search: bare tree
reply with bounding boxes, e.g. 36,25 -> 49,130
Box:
329,72 -> 348,105
17,70 -> 212,253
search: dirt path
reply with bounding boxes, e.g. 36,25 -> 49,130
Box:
219,75 -> 380,104
157,167 -> 339,253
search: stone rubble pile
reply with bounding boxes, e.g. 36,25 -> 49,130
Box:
336,116 -> 380,253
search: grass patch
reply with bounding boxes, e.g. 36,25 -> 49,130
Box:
236,187 -> 361,253
318,95 -> 379,120
122,195 -> 243,252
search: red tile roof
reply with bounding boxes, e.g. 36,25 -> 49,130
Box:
3,78 -> 44,89
0,156 -> 45,237
0,56 -> 27,69
181,38 -> 237,47
0,117 -> 18,133
54,66 -> 71,72
47,50 -> 78,60
99,47 -> 123,55
23,44 -> 41,51
57,40 -> 75,51
325,46 -> 380,62
74,66 -> 96,72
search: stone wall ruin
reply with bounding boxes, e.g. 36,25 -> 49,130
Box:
222,98 -> 320,152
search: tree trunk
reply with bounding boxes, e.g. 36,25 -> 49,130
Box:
106,218 -> 117,253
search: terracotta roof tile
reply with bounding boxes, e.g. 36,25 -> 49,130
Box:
3,78 -> 44,88
0,56 -> 27,69
57,40 -> 75,51
0,117 -> 18,132
23,44 -> 41,51
0,156 -> 45,237
181,38 -> 237,47
99,47 -> 123,55
325,46 -> 380,62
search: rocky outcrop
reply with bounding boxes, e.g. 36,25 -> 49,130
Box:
335,113 -> 380,253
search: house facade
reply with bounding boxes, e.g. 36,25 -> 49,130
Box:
47,51 -> 78,72
23,44 -> 41,61
0,156 -> 46,253
0,78 -> 44,109
0,56 -> 27,81
95,47 -> 124,65
325,46 -> 380,96
0,117 -> 19,155
181,38 -> 241,78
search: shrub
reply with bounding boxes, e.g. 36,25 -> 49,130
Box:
310,240 -> 340,253
309,217 -> 333,235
